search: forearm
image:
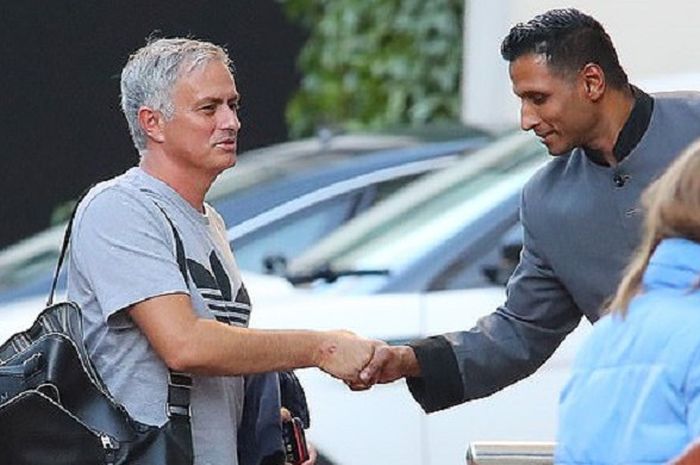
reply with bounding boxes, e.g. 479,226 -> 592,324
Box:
170,318 -> 328,376
406,307 -> 579,413
128,293 -> 366,377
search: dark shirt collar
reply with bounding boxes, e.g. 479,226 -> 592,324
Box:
584,85 -> 654,166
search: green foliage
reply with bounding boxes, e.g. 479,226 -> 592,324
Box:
280,0 -> 464,138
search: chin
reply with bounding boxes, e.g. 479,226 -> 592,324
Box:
221,152 -> 237,169
546,142 -> 575,156
547,148 -> 568,156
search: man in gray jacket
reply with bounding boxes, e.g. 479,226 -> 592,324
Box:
358,8 -> 700,412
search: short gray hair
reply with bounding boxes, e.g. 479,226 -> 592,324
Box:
120,37 -> 232,153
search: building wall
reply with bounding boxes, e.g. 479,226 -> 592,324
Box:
462,0 -> 700,130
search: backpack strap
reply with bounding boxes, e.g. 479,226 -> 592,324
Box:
47,186 -> 94,307
49,184 -> 195,420
141,190 -> 194,420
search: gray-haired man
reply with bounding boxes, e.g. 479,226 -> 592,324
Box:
67,38 -> 379,465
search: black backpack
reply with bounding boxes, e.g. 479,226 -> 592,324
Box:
0,200 -> 194,465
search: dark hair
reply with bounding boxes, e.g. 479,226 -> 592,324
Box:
500,8 -> 628,89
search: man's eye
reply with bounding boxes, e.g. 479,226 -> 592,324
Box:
531,94 -> 547,105
201,105 -> 216,113
229,101 -> 241,111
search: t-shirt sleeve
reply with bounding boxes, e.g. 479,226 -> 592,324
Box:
71,187 -> 189,327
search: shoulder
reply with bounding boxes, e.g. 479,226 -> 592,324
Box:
624,290 -> 700,355
74,174 -> 167,241
651,90 -> 700,103
636,289 -> 700,325
651,91 -> 700,117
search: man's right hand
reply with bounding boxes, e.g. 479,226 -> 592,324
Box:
315,331 -> 383,382
351,344 -> 420,389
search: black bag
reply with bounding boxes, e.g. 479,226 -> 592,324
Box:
0,199 -> 194,465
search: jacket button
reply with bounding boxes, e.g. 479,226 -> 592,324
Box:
613,174 -> 628,187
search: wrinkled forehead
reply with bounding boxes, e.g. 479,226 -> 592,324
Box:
170,58 -> 238,104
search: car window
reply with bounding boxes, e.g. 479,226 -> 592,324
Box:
231,195 -> 357,273
429,222 -> 523,291
329,156 -> 537,272
230,173 -> 427,274
288,134 -> 546,293
370,174 -> 424,205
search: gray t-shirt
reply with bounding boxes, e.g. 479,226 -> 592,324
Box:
67,167 -> 250,465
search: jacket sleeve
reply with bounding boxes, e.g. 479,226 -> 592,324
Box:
406,187 -> 583,413
684,341 -> 700,439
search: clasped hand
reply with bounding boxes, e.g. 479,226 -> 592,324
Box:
317,333 -> 416,390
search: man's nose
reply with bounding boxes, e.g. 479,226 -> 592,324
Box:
220,105 -> 241,132
520,102 -> 539,132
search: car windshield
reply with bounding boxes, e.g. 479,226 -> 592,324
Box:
288,132 -> 546,290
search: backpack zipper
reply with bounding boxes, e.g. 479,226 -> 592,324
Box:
100,433 -> 119,465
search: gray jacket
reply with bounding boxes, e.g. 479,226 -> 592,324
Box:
407,90 -> 700,413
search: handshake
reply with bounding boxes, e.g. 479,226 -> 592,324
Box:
314,331 -> 421,389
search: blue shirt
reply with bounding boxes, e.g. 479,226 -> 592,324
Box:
556,238 -> 700,464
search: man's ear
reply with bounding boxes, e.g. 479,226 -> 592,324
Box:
137,106 -> 166,144
580,63 -> 605,102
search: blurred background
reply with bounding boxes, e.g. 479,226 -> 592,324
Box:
3,1 -> 700,464
3,0 -> 700,249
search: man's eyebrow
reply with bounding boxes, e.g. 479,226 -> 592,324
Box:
519,90 -> 546,98
194,94 -> 240,106
194,97 -> 222,106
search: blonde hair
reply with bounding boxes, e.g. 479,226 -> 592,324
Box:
607,139 -> 700,316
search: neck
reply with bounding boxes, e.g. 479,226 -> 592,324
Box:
585,87 -> 635,166
139,150 -> 213,213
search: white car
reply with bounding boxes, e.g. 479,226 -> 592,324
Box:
246,132 -> 592,465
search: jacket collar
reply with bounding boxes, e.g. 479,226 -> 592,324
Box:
583,86 -> 654,166
643,238 -> 700,291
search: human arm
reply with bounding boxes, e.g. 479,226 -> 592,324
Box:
129,293 -> 375,380
682,341 -> 700,457
673,352 -> 700,465
358,189 -> 582,411
70,187 -> 377,381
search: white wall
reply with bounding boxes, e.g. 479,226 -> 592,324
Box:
462,0 -> 700,131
